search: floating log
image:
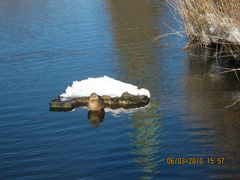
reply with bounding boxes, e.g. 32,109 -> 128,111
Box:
50,92 -> 150,111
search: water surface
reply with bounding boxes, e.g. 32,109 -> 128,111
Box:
0,0 -> 240,179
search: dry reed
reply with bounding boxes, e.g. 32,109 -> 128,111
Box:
171,0 -> 240,59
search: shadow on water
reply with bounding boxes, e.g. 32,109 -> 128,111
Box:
183,47 -> 240,179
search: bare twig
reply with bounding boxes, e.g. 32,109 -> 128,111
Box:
225,99 -> 240,109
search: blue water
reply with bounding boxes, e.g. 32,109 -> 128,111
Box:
0,0 -> 240,179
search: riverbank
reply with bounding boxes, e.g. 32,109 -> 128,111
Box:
174,0 -> 240,60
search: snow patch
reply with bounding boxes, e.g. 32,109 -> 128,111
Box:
60,76 -> 150,101
227,27 -> 240,42
192,13 -> 240,44
209,26 -> 215,33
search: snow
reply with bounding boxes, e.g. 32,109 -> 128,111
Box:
190,13 -> 240,44
209,26 -> 215,33
227,27 -> 240,43
60,76 -> 150,101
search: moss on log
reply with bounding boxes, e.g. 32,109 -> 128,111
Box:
50,92 -> 150,111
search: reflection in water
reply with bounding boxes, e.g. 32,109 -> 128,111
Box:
88,110 -> 105,128
129,111 -> 163,177
183,48 -> 240,179
107,0 -> 162,84
108,0 -> 164,178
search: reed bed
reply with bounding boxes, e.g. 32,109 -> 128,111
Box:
172,0 -> 240,59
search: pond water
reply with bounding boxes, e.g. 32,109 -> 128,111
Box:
0,0 -> 240,179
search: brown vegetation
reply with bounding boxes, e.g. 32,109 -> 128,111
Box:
171,0 -> 240,59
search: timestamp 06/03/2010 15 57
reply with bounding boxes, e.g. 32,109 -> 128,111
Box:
166,157 -> 225,165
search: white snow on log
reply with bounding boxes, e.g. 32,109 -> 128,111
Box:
60,76 -> 150,101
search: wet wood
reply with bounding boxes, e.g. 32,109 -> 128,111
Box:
50,92 -> 150,111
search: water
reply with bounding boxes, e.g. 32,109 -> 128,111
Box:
0,0 -> 240,179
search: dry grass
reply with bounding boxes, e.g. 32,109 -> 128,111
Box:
170,0 -> 240,59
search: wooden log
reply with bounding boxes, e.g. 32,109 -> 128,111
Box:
49,92 -> 150,111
